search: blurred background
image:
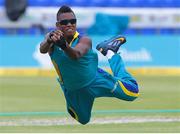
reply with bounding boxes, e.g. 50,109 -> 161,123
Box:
0,0 -> 179,73
0,0 -> 180,132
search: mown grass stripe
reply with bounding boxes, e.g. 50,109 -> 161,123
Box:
1,117 -> 180,126
0,109 -> 180,116
0,68 -> 180,76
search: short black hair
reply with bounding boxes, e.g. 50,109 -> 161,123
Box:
56,5 -> 75,21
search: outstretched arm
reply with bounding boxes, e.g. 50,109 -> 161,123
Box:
64,36 -> 92,60
40,30 -> 92,59
39,30 -> 63,54
39,33 -> 53,54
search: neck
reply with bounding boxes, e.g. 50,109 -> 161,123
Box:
65,36 -> 74,44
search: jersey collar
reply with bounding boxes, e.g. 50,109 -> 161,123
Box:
69,31 -> 79,47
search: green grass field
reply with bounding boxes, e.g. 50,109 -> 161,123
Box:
0,75 -> 180,132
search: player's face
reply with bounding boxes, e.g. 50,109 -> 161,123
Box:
56,12 -> 76,38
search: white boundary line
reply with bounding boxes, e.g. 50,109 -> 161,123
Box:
0,116 -> 180,126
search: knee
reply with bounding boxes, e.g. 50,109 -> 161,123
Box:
78,117 -> 90,125
128,96 -> 138,101
78,112 -> 91,125
120,95 -> 138,101
127,88 -> 139,101
68,107 -> 90,125
118,80 -> 140,100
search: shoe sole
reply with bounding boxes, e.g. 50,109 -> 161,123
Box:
96,36 -> 126,56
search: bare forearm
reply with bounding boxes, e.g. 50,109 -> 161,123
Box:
40,39 -> 52,54
63,37 -> 91,60
64,46 -> 82,60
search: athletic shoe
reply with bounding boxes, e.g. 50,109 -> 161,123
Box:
96,35 -> 126,56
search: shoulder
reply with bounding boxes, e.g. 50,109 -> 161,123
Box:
79,35 -> 91,41
79,36 -> 92,47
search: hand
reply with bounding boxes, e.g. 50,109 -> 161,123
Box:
48,30 -> 67,50
49,30 -> 63,43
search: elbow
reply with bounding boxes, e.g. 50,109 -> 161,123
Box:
39,47 -> 47,54
39,48 -> 44,54
39,44 -> 48,54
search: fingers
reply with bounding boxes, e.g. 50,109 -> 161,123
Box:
49,30 -> 64,43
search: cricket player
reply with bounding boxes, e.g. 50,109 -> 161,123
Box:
40,5 -> 139,125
